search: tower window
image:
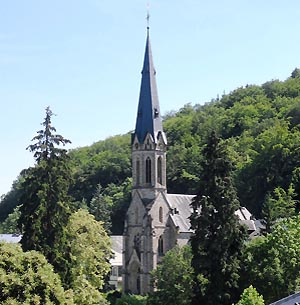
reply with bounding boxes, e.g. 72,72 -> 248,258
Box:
158,235 -> 164,256
146,157 -> 151,184
159,207 -> 163,223
136,159 -> 140,186
154,108 -> 159,118
135,207 -> 139,224
157,157 -> 162,185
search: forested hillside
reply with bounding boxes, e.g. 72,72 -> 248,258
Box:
1,69 -> 300,233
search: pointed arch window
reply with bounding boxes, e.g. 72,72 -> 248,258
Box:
157,157 -> 162,185
135,207 -> 139,224
159,207 -> 163,223
146,157 -> 152,184
158,235 -> 164,256
136,159 -> 140,186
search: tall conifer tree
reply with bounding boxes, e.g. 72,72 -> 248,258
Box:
18,107 -> 73,281
190,131 -> 247,305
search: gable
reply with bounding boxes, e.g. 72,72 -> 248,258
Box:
127,191 -> 147,226
148,192 -> 171,227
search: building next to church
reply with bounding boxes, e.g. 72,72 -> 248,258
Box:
122,29 -> 256,295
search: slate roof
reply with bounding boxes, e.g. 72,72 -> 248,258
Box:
165,194 -> 256,234
269,292 -> 300,305
133,30 -> 164,144
167,194 -> 194,233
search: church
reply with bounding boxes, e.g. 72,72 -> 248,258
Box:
122,28 -> 256,295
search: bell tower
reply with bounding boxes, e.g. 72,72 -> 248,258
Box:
123,27 -> 168,295
131,28 -> 167,200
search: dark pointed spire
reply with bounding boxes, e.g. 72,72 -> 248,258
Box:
133,30 -> 164,144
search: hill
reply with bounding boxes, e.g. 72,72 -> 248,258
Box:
1,69 -> 300,233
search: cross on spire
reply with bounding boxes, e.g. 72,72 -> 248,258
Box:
146,2 -> 150,30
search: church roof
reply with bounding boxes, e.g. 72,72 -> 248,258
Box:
167,194 -> 194,233
165,194 -> 257,234
269,292 -> 300,305
133,30 -> 164,144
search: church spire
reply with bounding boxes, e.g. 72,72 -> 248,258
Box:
133,29 -> 164,144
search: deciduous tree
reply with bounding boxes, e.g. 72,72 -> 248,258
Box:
0,243 -> 74,304
65,209 -> 111,305
148,245 -> 194,305
235,285 -> 265,305
244,216 -> 300,303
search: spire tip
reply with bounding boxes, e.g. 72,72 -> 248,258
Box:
146,2 -> 150,31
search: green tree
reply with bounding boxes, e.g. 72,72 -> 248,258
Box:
234,285 -> 265,305
190,131 -> 247,305
18,107 -> 73,282
291,67 -> 300,79
115,294 -> 147,305
65,209 -> 111,305
244,216 -> 300,303
89,184 -> 112,233
0,206 -> 21,234
0,242 -> 74,304
147,245 -> 194,305
104,178 -> 132,235
237,121 -> 300,216
262,184 -> 297,233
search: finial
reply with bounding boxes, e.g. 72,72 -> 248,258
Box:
146,2 -> 150,31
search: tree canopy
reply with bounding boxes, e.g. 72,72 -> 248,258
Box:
243,216 -> 300,304
64,209 -> 111,305
148,245 -> 194,305
234,286 -> 265,305
0,243 -> 74,305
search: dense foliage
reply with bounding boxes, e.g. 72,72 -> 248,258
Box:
234,286 -> 265,305
243,216 -> 300,303
65,209 -> 111,305
190,131 -> 247,305
0,243 -> 74,305
148,245 -> 194,305
115,294 -> 147,305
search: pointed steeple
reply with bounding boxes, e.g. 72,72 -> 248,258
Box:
133,31 -> 164,144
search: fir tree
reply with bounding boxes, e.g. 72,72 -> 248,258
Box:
18,107 -> 73,283
190,131 -> 247,305
89,184 -> 112,233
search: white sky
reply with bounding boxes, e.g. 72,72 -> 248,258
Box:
0,0 -> 300,196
